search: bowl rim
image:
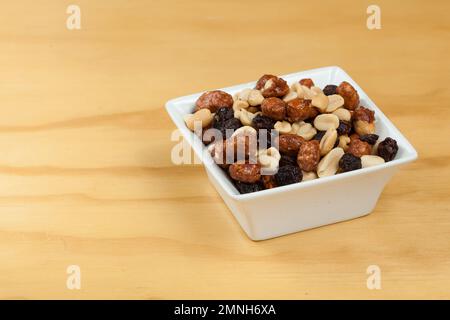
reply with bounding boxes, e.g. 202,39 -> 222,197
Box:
165,66 -> 418,201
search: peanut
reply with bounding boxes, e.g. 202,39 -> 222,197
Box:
354,120 -> 376,136
313,114 -> 339,131
235,108 -> 260,126
319,128 -> 338,156
184,108 -> 213,131
248,89 -> 264,106
258,147 -> 281,175
361,155 -> 385,168
302,170 -> 318,181
317,147 -> 345,178
295,121 -> 317,141
282,89 -> 298,102
233,99 -> 249,113
311,93 -> 329,113
274,121 -> 292,134
325,94 -> 345,112
332,108 -> 351,122
338,134 -> 351,151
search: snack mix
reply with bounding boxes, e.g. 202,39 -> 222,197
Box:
184,75 -> 399,194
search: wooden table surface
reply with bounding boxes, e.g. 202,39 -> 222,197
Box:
1,0 -> 449,300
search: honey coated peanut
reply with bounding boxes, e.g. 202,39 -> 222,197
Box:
229,163 -> 261,183
261,97 -> 287,121
195,90 -> 233,113
297,140 -> 320,172
255,74 -> 289,98
336,81 -> 360,110
286,98 -> 318,122
278,134 -> 305,156
346,137 -> 372,157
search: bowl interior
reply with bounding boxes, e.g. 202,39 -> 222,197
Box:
165,66 -> 418,199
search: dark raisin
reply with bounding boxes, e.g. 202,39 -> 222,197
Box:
313,131 -> 326,141
339,153 -> 362,173
234,181 -> 263,194
323,85 -> 338,96
337,120 -> 352,136
213,107 -> 234,124
252,114 -> 276,130
279,154 -> 297,167
215,118 -> 242,139
274,165 -> 302,186
377,137 -> 398,162
359,134 -> 379,145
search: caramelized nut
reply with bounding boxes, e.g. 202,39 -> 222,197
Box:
297,140 -> 320,172
195,90 -> 233,113
255,74 -> 289,98
336,81 -> 359,110
229,163 -> 261,183
347,137 -> 371,157
261,97 -> 287,121
286,98 -> 318,122
278,134 -> 305,156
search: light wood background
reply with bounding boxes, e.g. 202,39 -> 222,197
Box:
0,0 -> 449,300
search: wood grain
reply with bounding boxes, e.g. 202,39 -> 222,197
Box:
0,0 -> 449,299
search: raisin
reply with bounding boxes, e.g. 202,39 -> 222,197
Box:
252,114 -> 276,130
323,85 -> 338,96
339,153 -> 362,172
274,165 -> 302,186
337,120 -> 352,136
313,131 -> 326,141
234,181 -> 263,194
279,154 -> 297,167
359,134 -> 379,145
213,107 -> 234,124
214,118 -> 242,139
377,137 -> 398,162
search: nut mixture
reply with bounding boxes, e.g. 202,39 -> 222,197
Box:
185,75 -> 400,193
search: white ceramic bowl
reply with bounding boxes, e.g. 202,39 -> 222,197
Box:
165,66 -> 417,241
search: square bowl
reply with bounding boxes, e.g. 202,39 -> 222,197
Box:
165,66 -> 417,240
